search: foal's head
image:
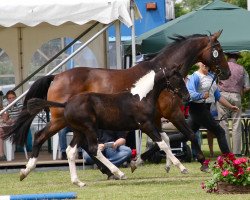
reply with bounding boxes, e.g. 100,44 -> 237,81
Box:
157,67 -> 190,102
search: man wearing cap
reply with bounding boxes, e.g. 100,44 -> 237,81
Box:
217,52 -> 250,157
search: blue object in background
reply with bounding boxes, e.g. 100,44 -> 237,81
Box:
109,0 -> 167,37
0,192 -> 77,200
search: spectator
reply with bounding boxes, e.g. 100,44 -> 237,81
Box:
217,52 -> 250,156
187,62 -> 239,155
83,130 -> 132,167
59,127 -> 82,160
0,90 -> 32,160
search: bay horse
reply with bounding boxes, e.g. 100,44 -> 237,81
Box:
26,67 -> 190,187
2,31 -> 230,180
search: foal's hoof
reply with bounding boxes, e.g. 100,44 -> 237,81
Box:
72,180 -> 86,188
200,164 -> 209,173
107,175 -> 120,180
181,169 -> 188,174
130,161 -> 137,173
20,169 -> 26,181
120,174 -> 127,180
165,166 -> 170,173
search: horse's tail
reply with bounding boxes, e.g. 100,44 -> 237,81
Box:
27,98 -> 66,115
2,75 -> 55,146
23,75 -> 55,107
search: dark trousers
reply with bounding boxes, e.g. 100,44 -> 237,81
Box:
187,102 -> 230,154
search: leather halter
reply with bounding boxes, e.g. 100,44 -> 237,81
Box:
161,68 -> 184,99
207,36 -> 222,77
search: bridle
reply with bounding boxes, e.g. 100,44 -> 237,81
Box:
206,35 -> 222,77
162,68 -> 185,99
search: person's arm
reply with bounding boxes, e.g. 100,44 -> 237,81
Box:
113,138 -> 126,149
218,96 -> 239,112
187,73 -> 207,101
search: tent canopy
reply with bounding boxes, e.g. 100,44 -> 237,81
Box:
0,0 -> 133,27
136,0 -> 250,54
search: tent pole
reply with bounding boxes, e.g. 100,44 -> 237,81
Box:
115,21 -> 122,69
0,22 -> 114,115
17,27 -> 24,94
131,0 -> 142,155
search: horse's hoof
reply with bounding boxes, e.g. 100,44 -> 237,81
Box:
130,161 -> 137,173
165,166 -> 170,173
73,180 -> 86,188
200,165 -> 209,173
107,175 -> 120,180
181,169 -> 188,174
20,169 -> 26,181
120,174 -> 127,180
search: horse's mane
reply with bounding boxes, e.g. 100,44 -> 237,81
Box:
153,33 -> 208,59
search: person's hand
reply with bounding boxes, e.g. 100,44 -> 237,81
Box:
203,91 -> 209,99
98,143 -> 105,151
2,112 -> 9,123
112,142 -> 118,149
231,105 -> 239,112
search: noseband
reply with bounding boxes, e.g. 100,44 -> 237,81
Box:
162,68 -> 184,99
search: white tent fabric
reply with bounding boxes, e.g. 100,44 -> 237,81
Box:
0,0 -> 133,27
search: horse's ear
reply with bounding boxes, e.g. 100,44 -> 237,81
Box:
213,30 -> 223,39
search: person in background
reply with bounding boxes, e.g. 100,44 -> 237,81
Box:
83,129 -> 132,168
217,52 -> 250,156
0,90 -> 24,161
187,62 -> 239,155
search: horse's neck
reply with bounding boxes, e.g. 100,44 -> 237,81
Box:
152,39 -> 207,77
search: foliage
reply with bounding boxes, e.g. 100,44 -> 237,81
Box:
180,0 -> 247,13
174,3 -> 189,18
237,52 -> 250,110
202,153 -> 250,193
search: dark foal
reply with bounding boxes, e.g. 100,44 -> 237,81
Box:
3,31 -> 230,181
27,68 -> 190,187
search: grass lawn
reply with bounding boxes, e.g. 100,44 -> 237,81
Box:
0,139 -> 248,199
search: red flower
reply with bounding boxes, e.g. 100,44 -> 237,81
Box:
246,167 -> 250,172
203,159 -> 210,166
227,153 -> 236,161
217,156 -> 224,167
222,170 -> 229,177
201,182 -> 205,189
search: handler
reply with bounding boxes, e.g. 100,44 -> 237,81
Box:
187,62 -> 239,154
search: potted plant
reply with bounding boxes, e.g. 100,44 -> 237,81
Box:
201,153 -> 250,194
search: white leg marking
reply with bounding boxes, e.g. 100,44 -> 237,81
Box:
156,140 -> 187,173
160,132 -> 172,172
20,157 -> 37,178
95,149 -> 126,179
66,145 -> 86,187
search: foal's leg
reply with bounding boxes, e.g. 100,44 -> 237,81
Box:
156,139 -> 188,173
160,132 -> 173,172
20,119 -> 64,181
66,144 -> 86,187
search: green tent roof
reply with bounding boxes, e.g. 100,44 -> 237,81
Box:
137,0 -> 250,53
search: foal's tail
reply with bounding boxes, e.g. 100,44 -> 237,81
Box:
1,75 -> 55,146
27,98 -> 66,115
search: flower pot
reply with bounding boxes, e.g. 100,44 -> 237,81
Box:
217,182 -> 250,194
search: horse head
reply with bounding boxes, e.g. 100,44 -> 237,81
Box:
159,65 -> 190,102
198,30 -> 231,80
